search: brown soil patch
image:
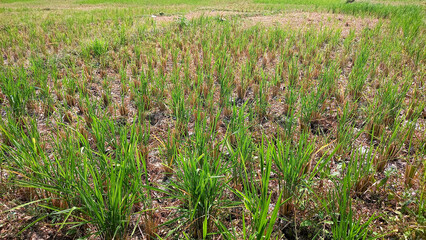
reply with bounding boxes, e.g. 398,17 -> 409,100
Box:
245,11 -> 381,37
153,10 -> 381,36
153,10 -> 246,23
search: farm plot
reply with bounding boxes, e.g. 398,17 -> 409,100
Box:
0,0 -> 425,239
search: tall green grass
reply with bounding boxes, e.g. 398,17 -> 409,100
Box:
1,121 -> 154,239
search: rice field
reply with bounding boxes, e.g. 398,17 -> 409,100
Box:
0,0 -> 425,239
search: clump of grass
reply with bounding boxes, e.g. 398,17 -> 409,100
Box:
324,171 -> 377,240
0,68 -> 35,117
82,38 -> 108,57
167,116 -> 229,239
232,141 -> 283,240
1,122 -> 152,239
272,132 -> 314,216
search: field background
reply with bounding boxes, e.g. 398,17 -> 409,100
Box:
0,0 -> 425,239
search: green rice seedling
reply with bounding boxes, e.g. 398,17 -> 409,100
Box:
181,52 -> 192,88
287,56 -> 299,88
226,103 -> 256,190
238,62 -> 252,100
167,118 -> 229,239
365,111 -> 385,140
160,128 -> 179,178
364,80 -> 408,139
29,56 -> 49,91
90,116 -> 117,155
278,86 -> 298,138
319,62 -> 340,98
191,110 -> 217,160
2,121 -> 152,239
311,144 -> 378,239
406,93 -> 425,121
272,132 -> 315,217
232,142 -> 284,240
64,77 -> 78,107
82,38 -> 108,58
170,82 -> 189,136
81,98 -> 98,129
204,84 -> 216,115
390,7 -> 422,44
374,120 -> 404,173
255,70 -> 269,121
74,125 -> 149,240
336,101 -> 357,156
0,120 -> 53,206
347,46 -> 369,101
78,77 -> 89,99
119,67 -> 129,96
373,76 -> 409,128
218,70 -> 233,108
323,169 -> 377,240
135,119 -> 151,172
0,112 -> 25,147
116,25 -> 128,46
0,68 -> 35,117
135,70 -> 151,114
176,16 -> 190,30
349,143 -> 376,196
300,85 -> 325,131
193,70 -> 207,104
